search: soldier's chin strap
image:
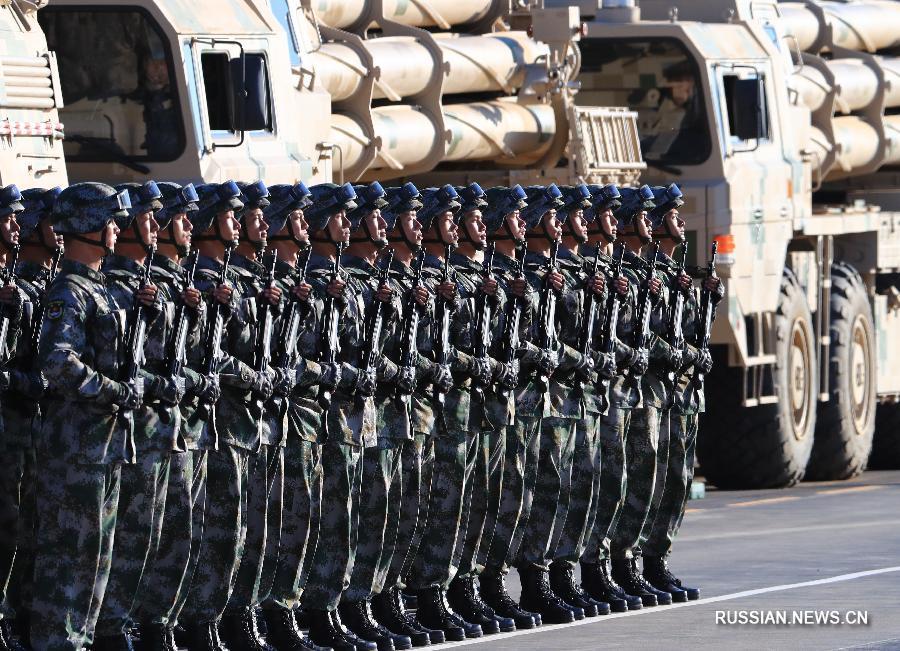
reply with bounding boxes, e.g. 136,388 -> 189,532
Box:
565,216 -> 589,245
457,214 -> 485,251
68,233 -> 108,251
627,214 -> 652,246
388,220 -> 422,253
117,217 -> 155,257
490,212 -> 520,241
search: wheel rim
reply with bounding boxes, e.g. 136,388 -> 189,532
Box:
789,316 -> 813,440
849,314 -> 873,436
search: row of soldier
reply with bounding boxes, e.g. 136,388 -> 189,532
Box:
0,176 -> 722,651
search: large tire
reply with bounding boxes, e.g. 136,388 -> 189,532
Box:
805,263 -> 876,480
698,268 -> 818,488
868,403 -> 900,469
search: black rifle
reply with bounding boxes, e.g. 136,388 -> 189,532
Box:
317,241 -> 346,408
498,241 -> 527,400
694,241 -> 719,386
575,242 -> 603,393
269,246 -> 312,419
667,241 -> 688,384
28,244 -> 63,355
536,238 -> 560,388
396,249 -> 425,406
159,251 -> 199,427
432,245 -> 454,408
358,248 -> 394,403
250,251 -> 279,440
632,242 -> 661,406
195,246 -> 233,449
471,242 -> 496,401
597,244 -> 626,410
115,245 -> 155,461
0,245 -> 20,364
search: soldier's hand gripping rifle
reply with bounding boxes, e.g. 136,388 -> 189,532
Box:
632,242 -> 661,405
597,244 -> 626,412
575,242 -> 603,393
250,251 -> 278,430
195,246 -> 233,449
497,241 -> 527,399
432,245 -> 454,408
28,243 -> 62,356
396,249 -> 425,406
536,238 -> 561,389
317,241 -> 346,409
358,248 -> 394,402
116,245 -> 156,460
667,241 -> 688,384
694,241 -> 719,387
159,251 -> 199,426
269,246 -> 312,419
0,245 -> 21,366
471,242 -> 496,401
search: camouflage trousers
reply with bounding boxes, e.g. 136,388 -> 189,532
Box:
344,439 -> 404,602
263,438 -> 322,611
480,417 -> 540,572
30,458 -> 121,651
95,452 -> 171,636
407,429 -> 470,591
515,417 -> 577,570
552,414 -> 602,567
640,412 -> 698,558
581,406 -> 631,564
610,406 -> 661,560
0,448 -> 36,621
384,431 -> 434,591
227,444 -> 284,610
301,442 -> 363,611
133,450 -> 208,628
456,428 -> 505,579
181,445 -> 250,624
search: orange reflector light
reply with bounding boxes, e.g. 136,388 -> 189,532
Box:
713,233 -> 736,254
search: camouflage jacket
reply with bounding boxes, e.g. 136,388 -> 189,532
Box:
151,254 -> 207,451
311,251 -> 374,447
517,249 -> 582,419
39,259 -> 130,464
4,260 -> 48,450
272,257 -> 328,443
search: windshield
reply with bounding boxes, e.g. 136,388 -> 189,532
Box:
577,38 -> 711,165
39,7 -> 185,163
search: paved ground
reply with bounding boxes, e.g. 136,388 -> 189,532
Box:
443,470 -> 900,650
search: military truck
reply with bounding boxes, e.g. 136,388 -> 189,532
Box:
548,0 -> 900,487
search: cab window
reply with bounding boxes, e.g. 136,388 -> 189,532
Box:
39,7 -> 185,163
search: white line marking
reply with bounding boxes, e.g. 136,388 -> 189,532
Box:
440,566 -> 900,648
678,518 -> 900,542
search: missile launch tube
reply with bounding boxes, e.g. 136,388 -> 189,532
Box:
313,0 -> 495,30
830,115 -> 881,175
780,0 -> 900,54
780,3 -> 820,52
310,32 -> 543,103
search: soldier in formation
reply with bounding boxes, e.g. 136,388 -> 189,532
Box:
0,176 -> 721,651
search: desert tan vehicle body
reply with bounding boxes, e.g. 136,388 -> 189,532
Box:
560,0 -> 900,487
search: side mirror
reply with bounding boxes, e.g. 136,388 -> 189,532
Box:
731,77 -> 769,141
229,54 -> 270,132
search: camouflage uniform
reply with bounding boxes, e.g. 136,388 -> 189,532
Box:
514,249 -> 583,572
0,258 -> 47,626
131,253 -> 208,630
260,257 -> 327,612
31,258 -> 128,650
300,250 -> 373,612
93,253 -> 174,639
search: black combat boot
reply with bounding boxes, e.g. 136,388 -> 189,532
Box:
612,558 -> 671,607
262,605 -> 331,651
579,560 -> 634,612
643,556 -> 699,601
371,587 -> 433,647
413,587 -> 472,642
186,621 -> 229,651
478,568 -> 539,629
220,607 -> 276,651
139,623 -> 179,651
629,558 -> 673,605
331,609 -> 380,651
339,599 -> 412,651
305,609 -> 356,651
516,565 -> 576,625
549,561 -> 611,617
447,576 -> 515,635
0,620 -> 24,651
92,632 -> 136,651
